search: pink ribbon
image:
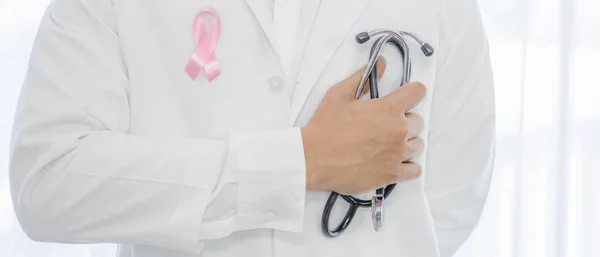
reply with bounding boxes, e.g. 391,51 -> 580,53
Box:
185,7 -> 222,82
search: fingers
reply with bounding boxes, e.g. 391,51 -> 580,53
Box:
337,56 -> 387,99
405,112 -> 424,139
402,113 -> 425,162
387,162 -> 422,183
383,82 -> 427,112
383,137 -> 424,185
397,162 -> 423,181
403,137 -> 425,161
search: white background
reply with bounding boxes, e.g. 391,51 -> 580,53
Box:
1,0 -> 599,256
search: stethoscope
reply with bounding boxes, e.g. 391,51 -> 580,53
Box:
321,29 -> 435,238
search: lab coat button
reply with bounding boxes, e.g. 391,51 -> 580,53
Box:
266,212 -> 276,220
269,77 -> 285,93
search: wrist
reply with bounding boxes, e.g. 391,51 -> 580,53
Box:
301,126 -> 322,191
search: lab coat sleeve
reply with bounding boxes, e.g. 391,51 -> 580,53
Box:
8,0 -> 305,253
424,0 -> 495,256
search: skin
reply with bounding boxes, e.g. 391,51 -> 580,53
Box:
301,57 -> 426,195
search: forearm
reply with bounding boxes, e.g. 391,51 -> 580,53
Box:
10,125 -> 306,253
8,0 -> 307,252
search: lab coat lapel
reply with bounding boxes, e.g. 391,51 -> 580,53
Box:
289,0 -> 371,125
243,0 -> 282,66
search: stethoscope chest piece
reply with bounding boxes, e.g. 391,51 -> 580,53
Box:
320,28 -> 434,238
372,194 -> 384,231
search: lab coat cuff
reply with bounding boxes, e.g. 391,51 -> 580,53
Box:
233,127 -> 306,232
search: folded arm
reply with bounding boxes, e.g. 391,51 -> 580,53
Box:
9,0 -> 306,253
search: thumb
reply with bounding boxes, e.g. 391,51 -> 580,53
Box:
336,56 -> 387,100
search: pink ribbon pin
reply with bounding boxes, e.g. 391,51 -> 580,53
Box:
185,7 -> 222,82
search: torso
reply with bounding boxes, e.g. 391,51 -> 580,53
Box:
113,0 -> 441,256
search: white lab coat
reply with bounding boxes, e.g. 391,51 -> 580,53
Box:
9,0 -> 495,257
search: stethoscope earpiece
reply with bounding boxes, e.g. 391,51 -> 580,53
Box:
421,43 -> 435,57
321,29 -> 434,238
355,32 -> 371,44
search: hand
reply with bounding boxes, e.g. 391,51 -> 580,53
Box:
301,57 -> 427,195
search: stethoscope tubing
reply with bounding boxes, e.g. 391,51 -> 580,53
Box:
321,29 -> 434,238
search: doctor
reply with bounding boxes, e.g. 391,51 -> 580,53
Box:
9,0 -> 495,256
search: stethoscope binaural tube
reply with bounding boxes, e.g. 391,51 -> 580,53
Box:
321,29 -> 435,238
